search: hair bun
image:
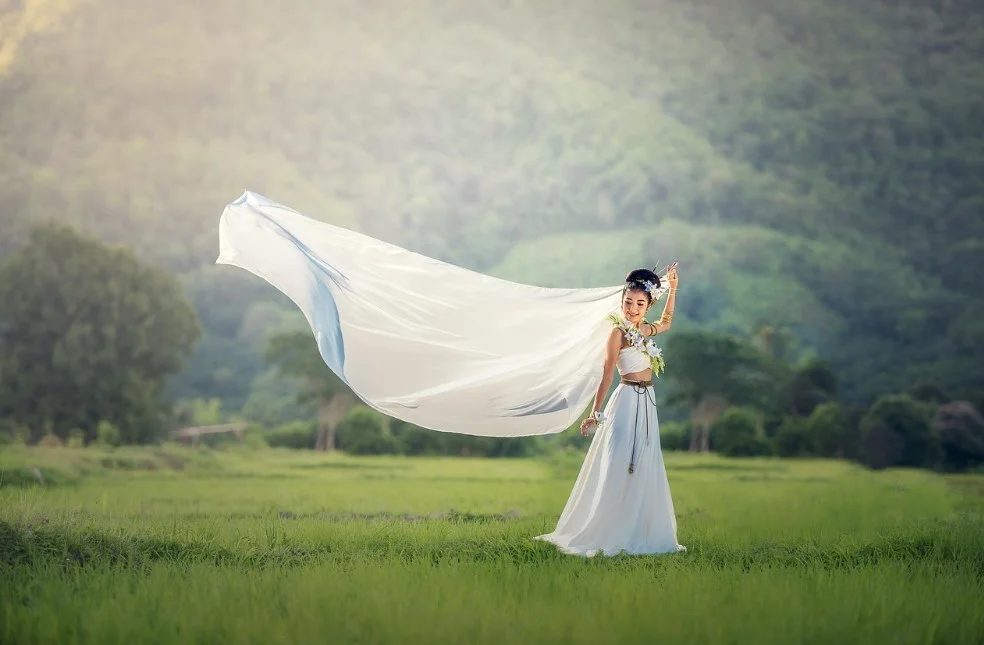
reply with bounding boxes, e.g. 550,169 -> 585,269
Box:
625,267 -> 661,289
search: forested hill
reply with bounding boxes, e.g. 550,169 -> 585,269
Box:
2,0 -> 982,414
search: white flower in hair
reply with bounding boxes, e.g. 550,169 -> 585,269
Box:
643,280 -> 661,300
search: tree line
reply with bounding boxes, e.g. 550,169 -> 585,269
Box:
7,223 -> 980,473
3,0 -> 982,419
255,327 -> 984,473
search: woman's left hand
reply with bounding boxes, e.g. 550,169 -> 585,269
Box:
666,262 -> 679,287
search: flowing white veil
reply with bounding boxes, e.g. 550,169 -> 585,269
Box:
216,191 -> 667,436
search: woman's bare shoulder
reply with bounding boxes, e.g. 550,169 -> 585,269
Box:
607,326 -> 625,347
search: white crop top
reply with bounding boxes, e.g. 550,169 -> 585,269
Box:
616,347 -> 651,375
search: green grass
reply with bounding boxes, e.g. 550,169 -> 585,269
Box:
2,445 -> 982,644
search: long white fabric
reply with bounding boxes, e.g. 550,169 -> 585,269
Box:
216,191 -> 666,437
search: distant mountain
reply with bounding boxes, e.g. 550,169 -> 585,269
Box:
2,0 -> 982,411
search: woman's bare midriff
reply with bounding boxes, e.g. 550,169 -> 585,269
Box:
621,369 -> 652,382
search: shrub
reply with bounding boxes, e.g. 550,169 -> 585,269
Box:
659,421 -> 690,451
860,395 -> 939,470
37,433 -> 64,447
97,421 -> 121,447
266,421 -> 315,449
774,416 -> 811,457
805,402 -> 859,458
392,420 -> 447,455
66,429 -> 86,448
241,427 -> 270,450
712,408 -> 774,457
931,401 -> 984,472
336,407 -> 401,455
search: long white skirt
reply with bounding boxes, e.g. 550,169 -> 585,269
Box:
536,382 -> 687,557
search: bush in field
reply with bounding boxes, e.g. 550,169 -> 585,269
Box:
266,421 -> 315,450
774,416 -> 811,457
38,433 -> 64,448
336,407 -> 402,455
386,417 -> 540,457
805,402 -> 859,459
860,395 -> 939,470
241,428 -> 270,450
931,401 -> 984,472
659,421 -> 690,452
712,408 -> 774,457
391,420 -> 447,455
67,429 -> 86,448
97,421 -> 122,447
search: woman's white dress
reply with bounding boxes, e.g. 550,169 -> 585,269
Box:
536,347 -> 686,557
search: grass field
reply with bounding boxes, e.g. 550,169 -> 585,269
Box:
1,445 -> 982,644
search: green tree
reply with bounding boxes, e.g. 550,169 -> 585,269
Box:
264,330 -> 354,451
335,406 -> 402,455
774,416 -> 811,458
712,407 -> 775,457
860,395 -> 940,470
0,224 -> 200,443
931,401 -> 984,472
781,359 -> 838,417
665,330 -> 781,452
906,381 -> 952,405
804,401 -> 858,459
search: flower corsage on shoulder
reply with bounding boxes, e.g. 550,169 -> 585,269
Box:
606,313 -> 666,376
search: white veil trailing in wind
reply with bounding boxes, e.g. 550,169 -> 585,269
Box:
216,191 -> 667,437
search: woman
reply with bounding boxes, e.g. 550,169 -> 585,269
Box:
216,191 -> 685,555
535,266 -> 687,557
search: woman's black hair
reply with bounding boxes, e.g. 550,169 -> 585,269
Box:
622,267 -> 661,302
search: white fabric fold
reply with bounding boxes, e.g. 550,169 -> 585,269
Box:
216,191 -> 664,437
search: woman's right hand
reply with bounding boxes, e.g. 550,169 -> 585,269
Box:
579,418 -> 597,436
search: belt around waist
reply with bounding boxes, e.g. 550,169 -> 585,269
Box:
620,378 -> 653,387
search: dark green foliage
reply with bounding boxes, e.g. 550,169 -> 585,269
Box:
265,421 -> 316,450
664,330 -> 783,450
907,381 -> 952,405
96,422 -> 121,448
0,225 -> 200,443
330,410 -> 542,458
264,331 -> 353,451
712,408 -> 775,458
931,401 -> 984,472
860,395 -> 940,470
658,421 -> 691,452
264,333 -> 348,407
666,332 -> 781,411
805,402 -> 859,459
774,417 -> 812,458
438,434 -> 542,459
781,360 -> 838,417
391,420 -> 450,456
335,408 -> 402,456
